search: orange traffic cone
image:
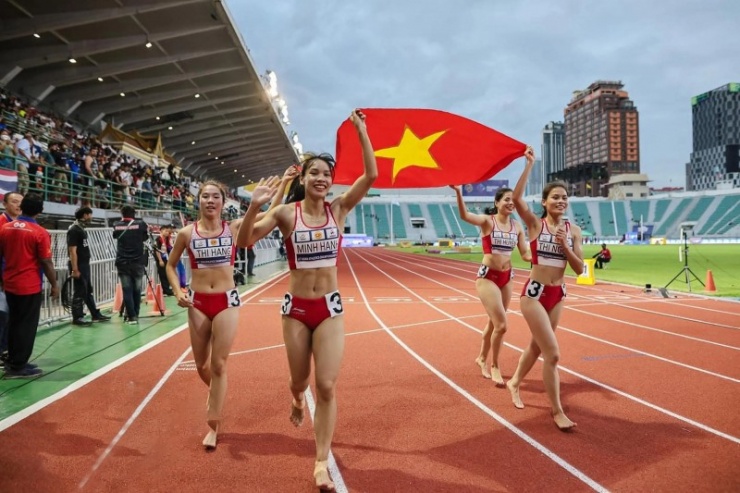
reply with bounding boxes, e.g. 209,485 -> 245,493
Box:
113,283 -> 123,313
145,283 -> 156,305
148,283 -> 167,316
705,270 -> 717,293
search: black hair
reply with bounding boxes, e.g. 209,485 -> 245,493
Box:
540,181 -> 568,218
75,206 -> 93,220
489,187 -> 513,214
285,176 -> 305,204
121,205 -> 136,218
20,193 -> 44,217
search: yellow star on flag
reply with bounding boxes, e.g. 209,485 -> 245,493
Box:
374,126 -> 446,183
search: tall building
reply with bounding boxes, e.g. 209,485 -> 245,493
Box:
541,121 -> 565,184
686,83 -> 740,191
557,81 -> 640,197
525,159 -> 543,196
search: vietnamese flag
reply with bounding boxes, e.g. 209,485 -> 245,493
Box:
334,108 -> 526,188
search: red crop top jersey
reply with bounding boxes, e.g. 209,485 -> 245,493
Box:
530,220 -> 572,269
481,217 -> 518,258
187,221 -> 236,270
285,202 -> 342,270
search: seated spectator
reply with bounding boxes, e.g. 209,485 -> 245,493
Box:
593,243 -> 612,269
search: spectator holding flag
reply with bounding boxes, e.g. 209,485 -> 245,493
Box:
508,147 -> 583,431
450,184 -> 530,385
238,109 -> 376,491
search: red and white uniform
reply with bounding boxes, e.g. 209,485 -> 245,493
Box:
530,220 -> 572,268
482,216 -> 518,257
285,202 -> 342,270
187,221 -> 236,270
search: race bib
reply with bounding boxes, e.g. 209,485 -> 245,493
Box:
325,291 -> 344,317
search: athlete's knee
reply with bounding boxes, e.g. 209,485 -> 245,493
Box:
542,351 -> 560,366
314,377 -> 337,402
210,358 -> 228,378
492,320 -> 507,335
289,377 -> 309,394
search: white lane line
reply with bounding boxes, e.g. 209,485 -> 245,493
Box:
351,248 -> 740,445
305,387 -> 348,493
345,250 -> 609,492
0,270 -> 289,433
372,250 -> 740,362
78,347 -> 192,490
565,306 -> 740,351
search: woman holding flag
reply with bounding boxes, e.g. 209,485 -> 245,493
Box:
238,109 -> 376,491
450,184 -> 530,385
507,146 -> 583,431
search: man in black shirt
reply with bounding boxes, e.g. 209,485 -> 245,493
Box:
67,207 -> 110,326
112,205 -> 149,325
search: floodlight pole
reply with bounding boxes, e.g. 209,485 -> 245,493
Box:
664,231 -> 704,292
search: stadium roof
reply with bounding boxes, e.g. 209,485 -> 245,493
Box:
0,0 -> 298,186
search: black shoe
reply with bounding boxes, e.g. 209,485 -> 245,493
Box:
247,273 -> 255,277
72,319 -> 92,327
3,366 -> 44,379
92,314 -> 111,322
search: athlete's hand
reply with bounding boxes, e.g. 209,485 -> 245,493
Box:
555,225 -> 568,248
50,286 -> 60,300
449,184 -> 462,193
282,165 -> 300,182
176,294 -> 193,308
349,109 -> 367,133
250,176 -> 279,207
524,146 -> 535,166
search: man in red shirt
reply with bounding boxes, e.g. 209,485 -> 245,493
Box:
0,193 -> 59,378
594,243 -> 612,269
0,191 -> 22,364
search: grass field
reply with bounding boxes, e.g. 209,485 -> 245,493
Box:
392,244 -> 740,298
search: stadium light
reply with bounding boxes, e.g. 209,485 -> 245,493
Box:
264,70 -> 279,99
291,131 -> 303,154
33,33 -> 41,39
155,116 -> 160,120
68,57 -> 77,63
97,77 -> 104,82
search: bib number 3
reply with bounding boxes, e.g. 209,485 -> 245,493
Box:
280,293 -> 293,315
326,291 -> 344,316
227,288 -> 241,308
524,279 -> 544,300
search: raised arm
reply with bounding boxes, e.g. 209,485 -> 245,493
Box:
268,165 -> 300,212
334,109 -> 378,214
449,185 -> 489,228
513,146 -> 539,232
235,177 -> 280,248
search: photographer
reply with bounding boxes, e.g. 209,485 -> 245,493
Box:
68,206 -> 110,326
112,205 -> 149,325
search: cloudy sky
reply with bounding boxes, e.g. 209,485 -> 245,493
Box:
229,0 -> 739,189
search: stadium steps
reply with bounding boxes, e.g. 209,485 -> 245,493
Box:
653,197 -> 693,236
372,204 -> 390,239
629,200 -> 650,230
598,202 -> 617,237
700,195 -> 740,235
685,196 -> 716,232
390,203 -> 408,240
708,198 -> 740,235
426,203 -> 451,238
443,203 -> 478,238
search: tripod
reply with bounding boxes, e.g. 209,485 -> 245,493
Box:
665,233 -> 704,292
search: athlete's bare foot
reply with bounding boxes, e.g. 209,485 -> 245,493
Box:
314,460 -> 335,492
474,357 -> 491,379
553,411 -> 577,431
506,380 -> 524,409
202,420 -> 219,450
491,367 -> 505,386
290,397 -> 305,427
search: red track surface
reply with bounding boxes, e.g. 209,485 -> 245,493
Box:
1,248 -> 738,492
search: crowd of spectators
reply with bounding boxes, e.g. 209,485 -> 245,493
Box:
0,89 -> 249,220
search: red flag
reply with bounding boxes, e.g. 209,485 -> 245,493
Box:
334,108 -> 526,188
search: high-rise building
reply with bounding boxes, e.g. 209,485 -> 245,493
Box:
525,159 -> 543,196
541,121 -> 565,184
686,83 -> 740,191
557,81 -> 640,197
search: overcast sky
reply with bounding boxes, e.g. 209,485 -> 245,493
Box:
229,0 -> 739,189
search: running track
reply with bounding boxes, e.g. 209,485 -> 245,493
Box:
1,248 -> 738,492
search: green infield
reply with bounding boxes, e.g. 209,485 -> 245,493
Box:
391,244 -> 740,298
